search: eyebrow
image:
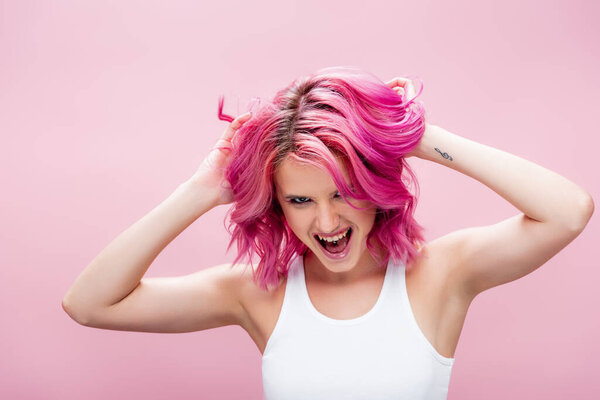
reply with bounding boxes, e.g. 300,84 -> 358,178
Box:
283,189 -> 340,200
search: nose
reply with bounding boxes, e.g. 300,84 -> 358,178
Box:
315,202 -> 340,234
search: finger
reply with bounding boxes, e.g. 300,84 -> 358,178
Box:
221,112 -> 252,142
212,143 -> 233,152
385,78 -> 398,88
385,77 -> 412,88
385,77 -> 401,87
392,78 -> 417,99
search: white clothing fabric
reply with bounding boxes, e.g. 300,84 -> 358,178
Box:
261,253 -> 455,400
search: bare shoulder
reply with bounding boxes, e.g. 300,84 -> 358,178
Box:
234,261 -> 287,339
234,261 -> 285,291
235,262 -> 285,307
412,233 -> 476,304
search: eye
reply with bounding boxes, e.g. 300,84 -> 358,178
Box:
288,192 -> 342,206
289,197 -> 310,205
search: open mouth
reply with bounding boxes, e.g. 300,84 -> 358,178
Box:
314,227 -> 353,255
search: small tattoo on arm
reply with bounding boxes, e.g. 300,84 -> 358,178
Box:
434,147 -> 453,161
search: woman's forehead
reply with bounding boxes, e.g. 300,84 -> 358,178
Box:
274,155 -> 350,195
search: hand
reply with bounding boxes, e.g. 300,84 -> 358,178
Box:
188,111 -> 252,206
385,76 -> 422,159
384,76 -> 417,102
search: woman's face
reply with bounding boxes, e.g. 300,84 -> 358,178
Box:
274,155 -> 378,277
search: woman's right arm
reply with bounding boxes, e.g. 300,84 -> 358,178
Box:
62,112 -> 254,333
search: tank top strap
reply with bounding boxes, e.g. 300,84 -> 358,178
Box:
385,255 -> 456,366
379,256 -> 405,307
261,254 -> 307,357
281,253 -> 308,310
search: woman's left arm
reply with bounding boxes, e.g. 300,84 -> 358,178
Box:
413,123 -> 594,298
414,124 -> 593,229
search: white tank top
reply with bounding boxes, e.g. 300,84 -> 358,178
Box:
262,253 -> 455,400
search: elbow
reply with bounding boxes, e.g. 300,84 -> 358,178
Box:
569,194 -> 594,233
62,297 -> 91,326
62,298 -> 79,323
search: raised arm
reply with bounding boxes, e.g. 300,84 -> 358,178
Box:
414,123 -> 593,298
388,76 -> 592,299
62,112 -> 254,332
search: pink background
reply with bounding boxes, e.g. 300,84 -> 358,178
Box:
1,0 -> 598,399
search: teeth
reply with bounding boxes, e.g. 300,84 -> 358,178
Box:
317,228 -> 350,242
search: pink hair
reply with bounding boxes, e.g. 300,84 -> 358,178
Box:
217,66 -> 427,291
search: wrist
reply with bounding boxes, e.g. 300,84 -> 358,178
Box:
417,124 -> 458,165
177,178 -> 220,215
405,124 -> 433,159
415,124 -> 438,160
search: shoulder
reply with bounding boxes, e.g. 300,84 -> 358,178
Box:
234,262 -> 285,306
233,262 -> 287,335
410,234 -> 474,303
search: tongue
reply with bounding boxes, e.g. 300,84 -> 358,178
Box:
324,234 -> 349,254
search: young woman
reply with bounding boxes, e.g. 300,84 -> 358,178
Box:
62,67 -> 594,399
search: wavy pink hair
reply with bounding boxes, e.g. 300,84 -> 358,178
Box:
217,66 -> 427,291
